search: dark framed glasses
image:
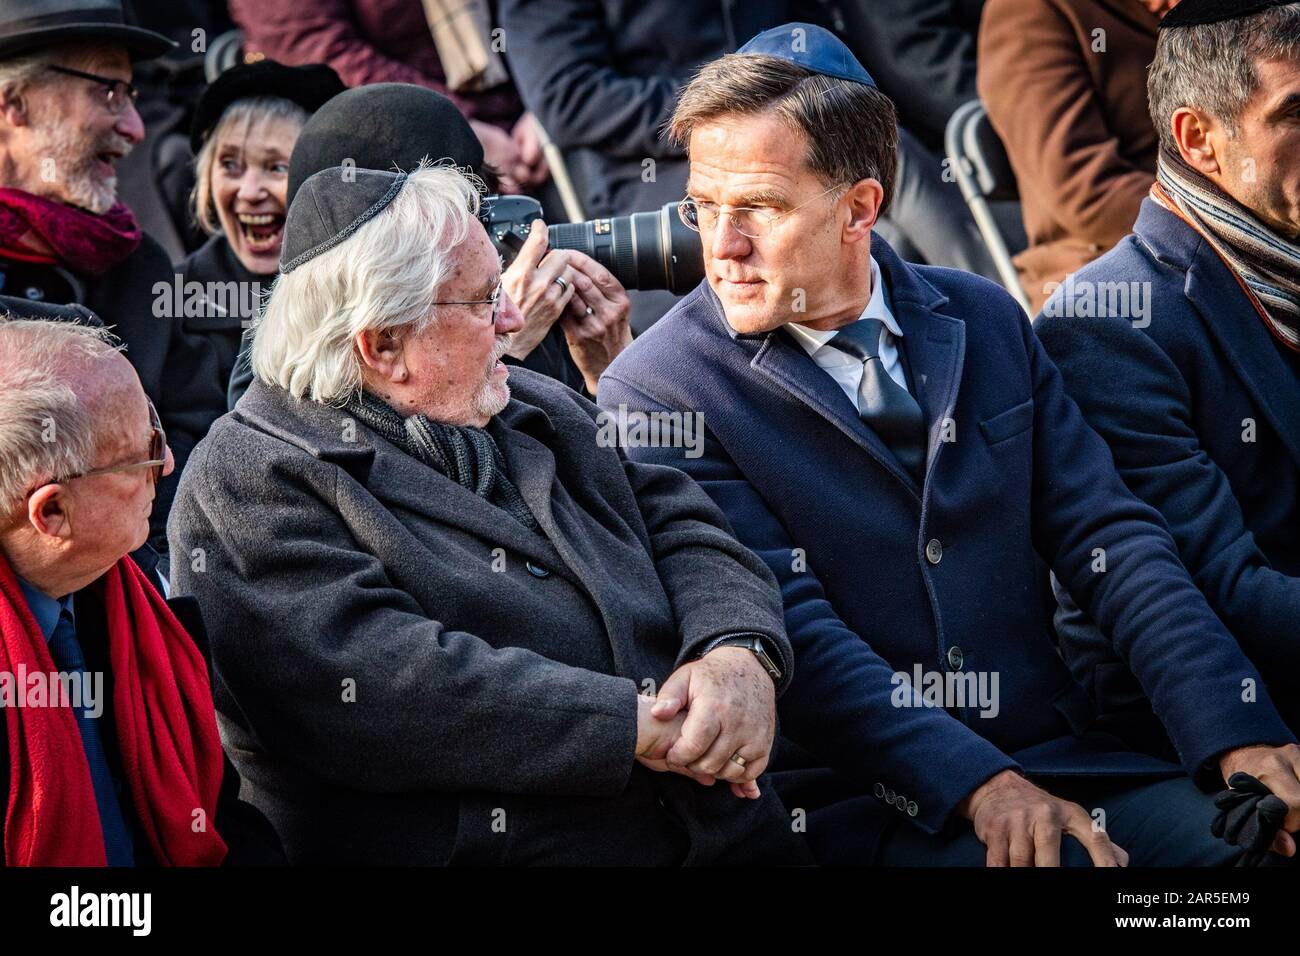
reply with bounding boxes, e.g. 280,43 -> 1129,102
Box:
47,65 -> 139,115
58,398 -> 167,485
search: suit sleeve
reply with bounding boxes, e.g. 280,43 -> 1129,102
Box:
1021,316 -> 1295,780
1038,311 -> 1300,681
169,439 -> 640,799
496,0 -> 684,160
599,371 -> 1019,833
977,0 -> 1152,247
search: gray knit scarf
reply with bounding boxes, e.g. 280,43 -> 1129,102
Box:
345,389 -> 540,533
1153,147 -> 1300,352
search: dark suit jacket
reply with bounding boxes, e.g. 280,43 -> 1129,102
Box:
1038,199 -> 1300,738
978,0 -> 1159,309
838,0 -> 985,152
497,0 -> 796,217
599,234 -> 1294,857
0,580 -> 284,866
169,370 -> 809,865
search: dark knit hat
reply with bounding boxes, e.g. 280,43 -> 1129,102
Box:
279,166 -> 407,274
287,83 -> 484,207
1161,0 -> 1291,28
190,60 -> 345,154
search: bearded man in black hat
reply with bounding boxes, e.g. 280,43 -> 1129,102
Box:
0,0 -> 226,557
1038,0 -> 1300,842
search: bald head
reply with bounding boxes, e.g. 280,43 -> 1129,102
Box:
0,319 -> 131,518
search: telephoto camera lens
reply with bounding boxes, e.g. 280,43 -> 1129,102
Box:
547,203 -> 704,294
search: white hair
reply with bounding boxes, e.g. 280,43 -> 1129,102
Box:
0,319 -> 123,515
0,39 -> 124,105
251,163 -> 484,405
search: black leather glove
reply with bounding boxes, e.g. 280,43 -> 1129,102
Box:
1211,772 -> 1291,867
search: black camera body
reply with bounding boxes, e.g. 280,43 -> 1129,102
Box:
480,195 -> 705,295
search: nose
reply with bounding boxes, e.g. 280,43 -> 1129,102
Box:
496,288 -> 525,335
237,168 -> 268,203
709,215 -> 752,261
114,100 -> 145,146
161,443 -> 175,479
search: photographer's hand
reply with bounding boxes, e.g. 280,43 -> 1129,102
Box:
502,220 -> 577,359
561,252 -> 632,394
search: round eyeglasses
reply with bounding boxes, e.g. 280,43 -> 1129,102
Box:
677,181 -> 847,239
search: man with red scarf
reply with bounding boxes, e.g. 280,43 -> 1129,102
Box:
0,313 -> 280,866
1037,0 -> 1300,849
0,1 -> 226,558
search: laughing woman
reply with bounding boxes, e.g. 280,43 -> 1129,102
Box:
176,61 -> 344,409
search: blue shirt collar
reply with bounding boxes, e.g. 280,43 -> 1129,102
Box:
15,576 -> 75,644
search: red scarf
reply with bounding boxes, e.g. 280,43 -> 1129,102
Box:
0,188 -> 142,276
0,553 -> 227,866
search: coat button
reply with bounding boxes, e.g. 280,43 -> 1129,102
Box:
907,801 -> 919,817
894,794 -> 908,811
925,538 -> 943,564
873,782 -> 886,799
884,788 -> 896,804
525,561 -> 550,578
947,646 -> 964,671
24,286 -> 43,301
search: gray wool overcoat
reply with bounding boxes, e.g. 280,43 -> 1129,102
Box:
168,368 -> 811,865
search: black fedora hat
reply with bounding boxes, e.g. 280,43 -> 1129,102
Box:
0,0 -> 174,62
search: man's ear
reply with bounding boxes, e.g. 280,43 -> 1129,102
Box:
26,484 -> 72,541
843,178 -> 884,245
0,90 -> 30,128
355,326 -> 409,383
1171,107 -> 1222,177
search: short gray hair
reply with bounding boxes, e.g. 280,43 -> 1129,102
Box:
0,319 -> 122,515
0,39 -> 124,107
668,53 -> 898,212
191,96 -> 309,233
250,163 -> 484,405
1148,3 -> 1300,152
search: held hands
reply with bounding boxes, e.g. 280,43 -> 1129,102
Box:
634,646 -> 777,800
1218,743 -> 1300,857
959,769 -> 1129,867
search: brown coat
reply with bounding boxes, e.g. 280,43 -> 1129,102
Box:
978,0 -> 1159,310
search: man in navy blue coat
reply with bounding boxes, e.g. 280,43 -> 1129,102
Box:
1038,8 -> 1300,747
599,22 -> 1300,865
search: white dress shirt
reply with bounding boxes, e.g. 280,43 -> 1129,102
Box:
783,256 -> 909,413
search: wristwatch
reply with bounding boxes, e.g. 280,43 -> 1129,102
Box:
702,633 -> 784,684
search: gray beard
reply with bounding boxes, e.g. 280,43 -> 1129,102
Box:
28,119 -> 127,214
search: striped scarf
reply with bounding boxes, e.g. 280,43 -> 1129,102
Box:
345,390 -> 541,533
1152,148 -> 1300,352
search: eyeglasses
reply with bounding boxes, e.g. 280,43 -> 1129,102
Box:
432,280 -> 502,323
47,65 -> 139,115
57,398 -> 167,485
678,181 -> 847,239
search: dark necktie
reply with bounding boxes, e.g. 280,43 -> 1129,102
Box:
829,318 -> 927,482
48,608 -> 135,866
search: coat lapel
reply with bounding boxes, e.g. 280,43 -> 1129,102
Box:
1173,221 -> 1300,470
745,238 -> 968,499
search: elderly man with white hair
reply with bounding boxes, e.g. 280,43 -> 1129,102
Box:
0,312 -> 281,866
167,162 -> 821,865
